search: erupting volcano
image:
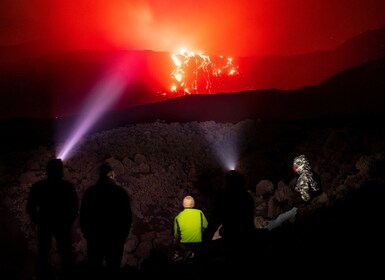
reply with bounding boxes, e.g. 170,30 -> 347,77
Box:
169,50 -> 239,95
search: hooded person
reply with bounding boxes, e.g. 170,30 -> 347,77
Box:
293,154 -> 320,202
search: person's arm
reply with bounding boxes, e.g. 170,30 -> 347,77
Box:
79,191 -> 90,238
69,183 -> 79,224
122,191 -> 133,238
201,211 -> 208,230
26,184 -> 38,224
173,216 -> 181,241
202,197 -> 223,241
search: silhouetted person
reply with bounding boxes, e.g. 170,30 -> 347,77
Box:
26,158 -> 79,280
203,170 -> 256,269
173,195 -> 208,262
80,163 -> 132,279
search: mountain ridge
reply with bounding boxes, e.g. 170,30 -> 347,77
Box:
1,58 -> 384,155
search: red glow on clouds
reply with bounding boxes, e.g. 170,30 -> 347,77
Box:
3,0 -> 385,57
1,1 -> 385,119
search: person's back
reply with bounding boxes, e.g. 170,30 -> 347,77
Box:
173,195 -> 208,263
28,178 -> 78,229
80,163 -> 132,278
204,170 -> 255,242
80,179 -> 131,240
219,186 -> 256,241
26,158 -> 79,280
203,170 -> 256,269
174,195 -> 208,244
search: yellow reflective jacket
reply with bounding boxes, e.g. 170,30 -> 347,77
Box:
174,208 -> 208,243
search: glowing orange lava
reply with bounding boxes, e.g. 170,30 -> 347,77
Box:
169,50 -> 239,95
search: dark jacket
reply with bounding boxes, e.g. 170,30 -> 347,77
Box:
80,177 -> 132,241
27,177 -> 79,229
203,170 -> 256,243
204,188 -> 255,242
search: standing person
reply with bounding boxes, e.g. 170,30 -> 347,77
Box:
173,195 -> 208,261
293,154 -> 320,202
80,163 -> 132,279
26,158 -> 79,280
203,170 -> 256,268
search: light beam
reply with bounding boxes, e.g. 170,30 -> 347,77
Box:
57,55 -> 134,161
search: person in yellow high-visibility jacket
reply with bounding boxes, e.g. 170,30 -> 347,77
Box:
173,195 -> 208,261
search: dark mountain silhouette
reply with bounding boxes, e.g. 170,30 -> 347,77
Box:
1,57 -> 384,155
0,49 -> 173,119
64,57 -> 385,134
236,24 -> 385,90
1,25 -> 385,119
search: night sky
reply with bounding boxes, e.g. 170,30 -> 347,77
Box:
1,0 -> 385,57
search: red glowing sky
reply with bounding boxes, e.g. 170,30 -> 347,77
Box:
2,0 -> 385,57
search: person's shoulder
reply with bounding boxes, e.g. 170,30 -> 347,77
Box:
83,184 -> 97,195
110,183 -> 130,198
198,209 -> 207,216
31,179 -> 45,187
61,179 -> 75,187
115,183 -> 128,193
175,210 -> 183,218
31,179 -> 49,190
189,208 -> 204,215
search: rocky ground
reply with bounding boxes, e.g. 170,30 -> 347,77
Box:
1,116 -> 385,279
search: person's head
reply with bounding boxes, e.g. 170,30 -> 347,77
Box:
225,170 -> 245,191
293,154 -> 311,174
182,195 -> 195,208
46,158 -> 64,179
99,163 -> 115,180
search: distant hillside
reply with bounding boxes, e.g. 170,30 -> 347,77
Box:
0,49 -> 172,119
2,58 -> 384,154
236,24 -> 385,90
79,58 -> 385,132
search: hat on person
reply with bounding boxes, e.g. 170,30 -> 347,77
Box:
99,163 -> 114,178
46,158 -> 64,179
183,195 -> 195,208
225,169 -> 245,190
293,154 -> 311,173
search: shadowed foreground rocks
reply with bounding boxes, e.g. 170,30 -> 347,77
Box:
1,117 -> 385,279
